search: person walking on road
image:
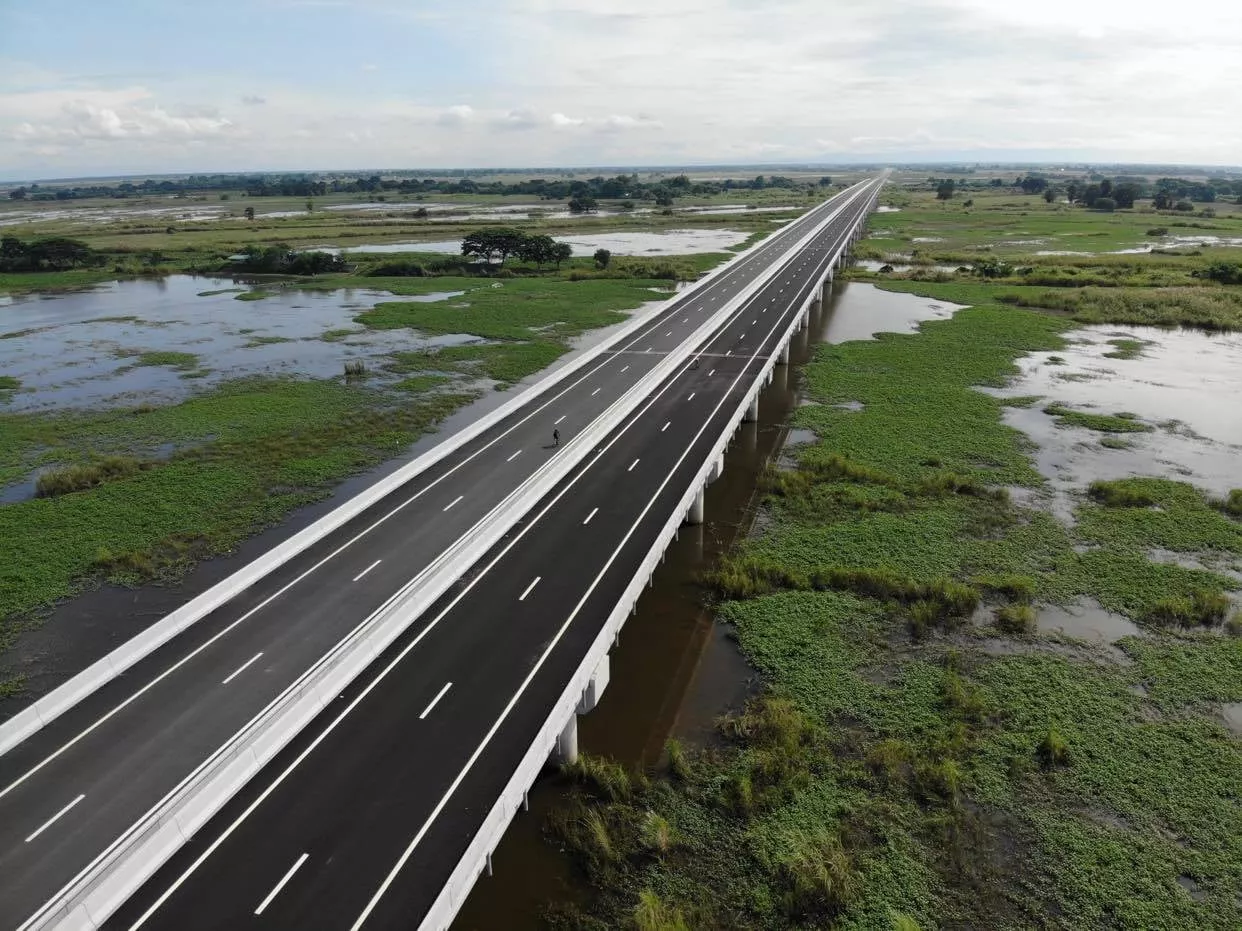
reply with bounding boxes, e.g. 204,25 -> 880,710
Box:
553,427 -> 560,447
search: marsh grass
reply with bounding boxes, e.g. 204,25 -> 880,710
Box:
1044,403 -> 1153,434
35,455 -> 149,497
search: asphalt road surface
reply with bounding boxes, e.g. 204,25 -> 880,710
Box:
0,178 -> 880,927
101,179 -> 881,930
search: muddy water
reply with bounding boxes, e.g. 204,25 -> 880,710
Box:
452,280 -> 963,930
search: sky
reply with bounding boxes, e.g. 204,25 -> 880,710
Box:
1,0 -> 1239,180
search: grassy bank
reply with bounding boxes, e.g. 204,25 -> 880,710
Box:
541,297 -> 1242,928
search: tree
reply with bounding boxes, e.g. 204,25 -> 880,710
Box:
517,234 -> 557,267
9,188 -> 27,200
1,236 -> 25,260
552,242 -> 573,268
1112,183 -> 1140,209
462,228 -> 529,266
593,248 -> 611,270
1093,197 -> 1117,212
935,179 -> 956,200
818,176 -> 833,187
244,206 -> 255,220
1043,188 -> 1057,204
567,196 -> 598,214
30,237 -> 94,270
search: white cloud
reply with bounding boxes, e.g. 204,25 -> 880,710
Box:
436,104 -> 474,127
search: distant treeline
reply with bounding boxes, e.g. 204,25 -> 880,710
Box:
928,173 -> 1242,207
7,172 -> 833,204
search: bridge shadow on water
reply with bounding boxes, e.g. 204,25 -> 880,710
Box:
452,278 -> 883,930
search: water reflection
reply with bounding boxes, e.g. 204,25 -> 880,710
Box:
0,276 -> 475,412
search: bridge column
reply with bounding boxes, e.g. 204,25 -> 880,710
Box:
779,341 -> 791,365
554,715 -> 579,765
743,394 -> 760,422
687,486 -> 705,525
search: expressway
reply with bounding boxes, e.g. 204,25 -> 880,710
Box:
101,182 -> 880,930
0,177 -> 881,928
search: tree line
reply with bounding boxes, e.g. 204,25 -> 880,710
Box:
7,171 -> 832,206
0,235 -> 100,271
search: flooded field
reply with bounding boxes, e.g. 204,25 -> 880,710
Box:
0,276 -> 476,412
451,279 -> 965,930
316,228 -> 750,257
988,323 -> 1242,514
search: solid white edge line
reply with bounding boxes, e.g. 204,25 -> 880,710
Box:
114,183 -> 877,931
443,495 -> 464,512
518,577 -> 541,602
351,560 -> 382,583
583,507 -> 599,525
418,683 -> 453,721
221,653 -> 264,686
25,794 -> 85,844
254,852 -> 309,916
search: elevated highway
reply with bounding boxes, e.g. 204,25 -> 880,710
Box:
0,175 -> 883,930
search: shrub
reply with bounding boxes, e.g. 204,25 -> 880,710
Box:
1037,728 -> 1071,768
778,831 -> 858,918
914,757 -> 962,804
996,604 -> 1036,635
1089,480 -> 1157,508
665,738 -> 691,781
1214,488 -> 1242,517
368,261 -> 424,277
1226,612 -> 1242,637
638,811 -> 674,855
866,739 -> 910,786
1144,596 -> 1193,627
973,573 -> 1036,603
942,671 -> 989,722
633,890 -> 689,931
561,754 -> 633,801
891,915 -> 924,931
343,359 -> 368,383
36,455 -> 147,497
1191,590 -> 1231,626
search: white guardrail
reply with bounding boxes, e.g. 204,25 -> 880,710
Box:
21,182 -> 879,930
0,180 -> 868,760
418,181 -> 881,931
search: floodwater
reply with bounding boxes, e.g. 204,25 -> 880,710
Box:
452,280 -> 966,930
0,275 -> 475,413
986,325 -> 1242,510
1036,597 -> 1142,644
315,228 -> 750,257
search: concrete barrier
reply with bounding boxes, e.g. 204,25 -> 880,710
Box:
19,182 -> 880,931
0,181 -> 871,759
416,182 -> 881,931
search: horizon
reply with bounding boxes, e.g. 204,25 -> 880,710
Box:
3,0 -> 1239,181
